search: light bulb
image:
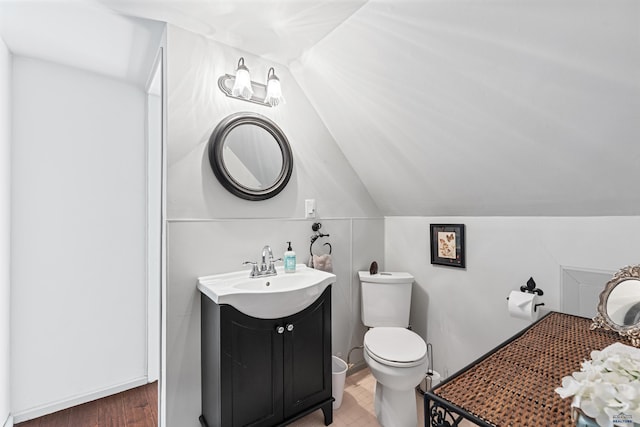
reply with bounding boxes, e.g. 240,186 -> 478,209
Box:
231,57 -> 253,100
264,67 -> 285,107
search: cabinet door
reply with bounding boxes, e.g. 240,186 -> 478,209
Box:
220,307 -> 284,427
282,286 -> 332,418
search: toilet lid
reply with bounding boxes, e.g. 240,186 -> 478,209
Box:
364,327 -> 427,365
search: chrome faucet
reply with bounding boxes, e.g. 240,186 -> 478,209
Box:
261,245 -> 276,274
244,245 -> 280,278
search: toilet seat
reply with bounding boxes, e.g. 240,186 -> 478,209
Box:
364,327 -> 427,368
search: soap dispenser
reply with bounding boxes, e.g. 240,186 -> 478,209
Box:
284,241 -> 296,273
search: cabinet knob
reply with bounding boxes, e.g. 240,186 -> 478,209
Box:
286,324 -> 294,332
276,326 -> 285,334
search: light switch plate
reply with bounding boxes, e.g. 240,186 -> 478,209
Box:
305,199 -> 316,219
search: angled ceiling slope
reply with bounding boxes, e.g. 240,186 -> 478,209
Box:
0,0 -> 165,88
0,0 -> 366,86
292,0 -> 640,216
97,0 -> 368,66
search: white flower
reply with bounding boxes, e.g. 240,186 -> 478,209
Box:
555,343 -> 640,427
556,376 -> 582,399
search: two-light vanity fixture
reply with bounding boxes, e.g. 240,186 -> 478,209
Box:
218,57 -> 285,108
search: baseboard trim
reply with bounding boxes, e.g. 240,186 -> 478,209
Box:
3,414 -> 13,427
12,377 -> 148,423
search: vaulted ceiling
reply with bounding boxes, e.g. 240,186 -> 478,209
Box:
292,1 -> 640,216
1,0 -> 639,216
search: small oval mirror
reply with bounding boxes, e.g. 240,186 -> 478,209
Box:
592,265 -> 640,347
606,279 -> 640,326
208,113 -> 293,200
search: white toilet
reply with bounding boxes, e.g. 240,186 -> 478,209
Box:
359,271 -> 427,427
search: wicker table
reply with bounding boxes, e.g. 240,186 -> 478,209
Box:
424,312 -> 622,427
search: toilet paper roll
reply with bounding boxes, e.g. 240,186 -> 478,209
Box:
508,290 -> 539,322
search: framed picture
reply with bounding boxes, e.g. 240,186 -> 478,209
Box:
430,224 -> 466,268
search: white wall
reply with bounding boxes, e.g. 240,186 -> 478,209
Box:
385,216 -> 640,379
0,36 -> 12,427
166,26 -> 380,220
165,25 -> 383,426
11,57 -> 147,421
146,49 -> 163,385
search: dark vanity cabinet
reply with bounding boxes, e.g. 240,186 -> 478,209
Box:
200,286 -> 333,427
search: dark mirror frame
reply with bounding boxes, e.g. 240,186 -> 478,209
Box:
591,264 -> 640,347
208,112 -> 293,201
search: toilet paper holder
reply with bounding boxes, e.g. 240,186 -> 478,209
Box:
521,277 -> 544,296
507,277 -> 545,312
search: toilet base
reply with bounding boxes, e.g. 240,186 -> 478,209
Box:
373,381 -> 418,427
362,328 -> 427,427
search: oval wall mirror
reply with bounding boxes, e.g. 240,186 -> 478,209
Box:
208,112 -> 293,201
591,265 -> 640,347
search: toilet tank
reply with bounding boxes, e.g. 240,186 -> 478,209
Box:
358,271 -> 414,328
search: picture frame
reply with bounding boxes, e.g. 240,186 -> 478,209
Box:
430,224 -> 466,268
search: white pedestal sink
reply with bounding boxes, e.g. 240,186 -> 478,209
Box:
197,264 -> 336,318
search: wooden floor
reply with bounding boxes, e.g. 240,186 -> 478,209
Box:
16,381 -> 158,427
